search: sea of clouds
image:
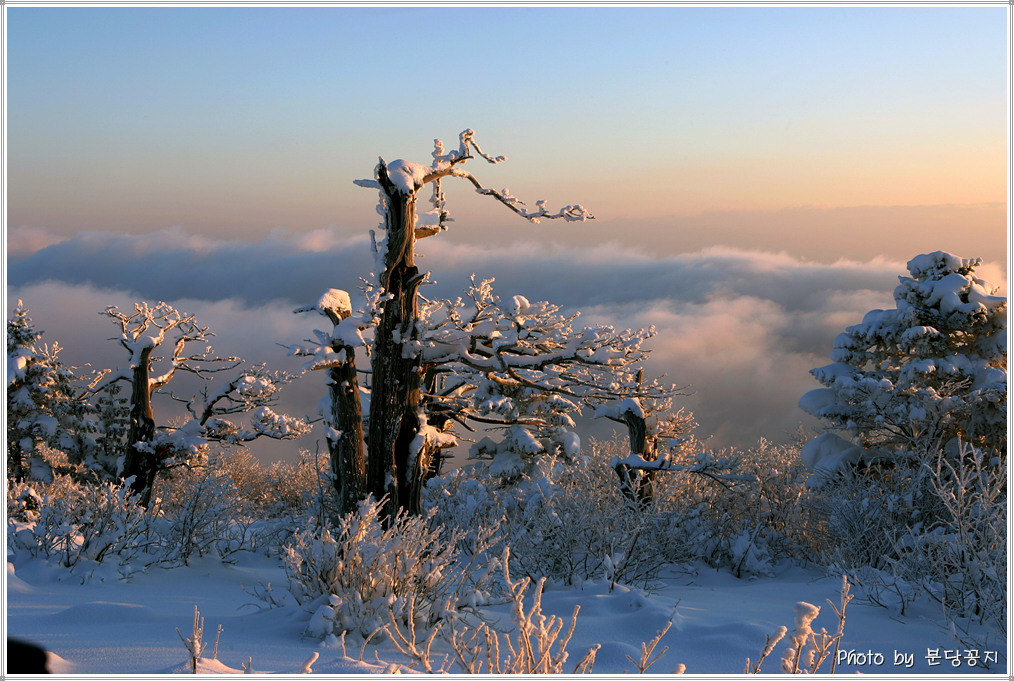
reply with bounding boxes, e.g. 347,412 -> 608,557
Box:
7,225 -> 1006,457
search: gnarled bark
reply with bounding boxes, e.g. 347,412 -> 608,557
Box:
367,160 -> 427,520
121,345 -> 158,506
319,306 -> 366,518
614,409 -> 657,507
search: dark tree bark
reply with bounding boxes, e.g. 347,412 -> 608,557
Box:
320,307 -> 367,519
8,441 -> 27,483
121,345 -> 158,506
367,161 -> 428,520
614,409 -> 658,506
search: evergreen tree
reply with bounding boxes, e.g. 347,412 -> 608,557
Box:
799,252 -> 1006,487
6,302 -> 83,481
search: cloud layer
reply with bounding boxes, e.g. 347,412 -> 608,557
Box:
8,226 -> 1004,456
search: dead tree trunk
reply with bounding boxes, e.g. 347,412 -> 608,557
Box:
121,345 -> 158,507
367,160 -> 428,520
614,408 -> 658,507
320,306 -> 366,518
355,132 -> 594,519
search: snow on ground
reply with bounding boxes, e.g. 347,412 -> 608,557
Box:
6,550 -> 1006,678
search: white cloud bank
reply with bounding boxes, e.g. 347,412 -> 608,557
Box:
7,226 -> 1005,455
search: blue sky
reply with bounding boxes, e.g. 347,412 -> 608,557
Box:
6,5 -> 1006,242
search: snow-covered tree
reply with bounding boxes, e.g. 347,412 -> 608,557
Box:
415,277 -> 691,494
352,130 -> 594,518
798,251 -> 1006,487
7,302 -> 79,481
89,301 -> 310,506
292,130 -> 693,518
291,289 -> 368,517
88,382 -> 131,478
302,129 -> 697,516
7,302 -> 133,483
337,129 -> 699,519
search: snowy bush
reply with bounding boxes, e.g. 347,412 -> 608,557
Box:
633,438 -> 818,577
427,448 -> 683,588
888,444 -> 1006,632
6,474 -> 149,570
215,448 -> 330,523
6,445 -> 330,575
147,465 -> 253,565
815,440 -> 1005,635
147,451 -> 326,565
811,458 -> 933,575
282,500 -> 495,640
427,437 -> 818,585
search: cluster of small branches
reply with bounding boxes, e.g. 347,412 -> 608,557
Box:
282,499 -> 499,639
381,547 -> 598,674
89,302 -> 239,394
411,276 -> 689,467
355,129 -> 593,234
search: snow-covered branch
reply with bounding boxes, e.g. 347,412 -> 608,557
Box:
407,277 -> 690,472
92,302 -> 240,394
610,449 -> 753,489
451,168 -> 593,224
354,129 -> 594,235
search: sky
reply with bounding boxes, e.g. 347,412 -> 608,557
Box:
4,4 -> 1009,459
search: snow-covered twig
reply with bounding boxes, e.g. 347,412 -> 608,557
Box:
625,620 -> 673,673
175,604 -> 207,674
610,450 -> 752,490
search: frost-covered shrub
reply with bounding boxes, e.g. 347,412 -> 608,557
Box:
215,448 -> 329,522
6,446 -> 326,574
427,448 -> 681,588
811,459 -> 934,574
427,437 -> 817,584
888,445 -> 1006,631
641,439 -> 820,577
283,500 -> 494,640
145,448 -> 339,565
815,440 -> 1005,634
507,453 -> 697,586
147,466 -> 242,565
149,461 -> 287,565
6,475 -> 149,569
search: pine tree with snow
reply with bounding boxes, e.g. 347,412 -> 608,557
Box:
799,251 -> 1006,487
87,382 -> 131,478
6,302 -> 87,482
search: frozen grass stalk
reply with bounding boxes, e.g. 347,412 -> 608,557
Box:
213,624 -> 223,660
300,651 -> 319,674
626,619 -> 673,673
747,577 -> 851,674
175,604 -> 206,674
